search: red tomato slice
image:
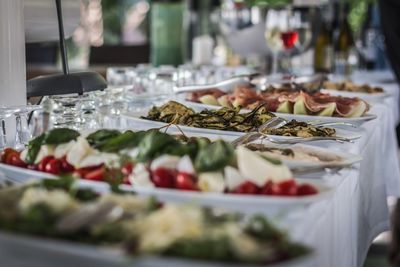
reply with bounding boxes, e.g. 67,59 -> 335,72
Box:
74,164 -> 103,178
261,181 -> 282,195
232,181 -> 260,195
83,166 -> 106,181
44,159 -> 62,175
151,168 -> 176,188
9,153 -> 27,168
175,172 -> 197,191
1,148 -> 18,164
38,156 -> 55,172
60,157 -> 74,173
277,180 -> 298,196
297,183 -> 318,196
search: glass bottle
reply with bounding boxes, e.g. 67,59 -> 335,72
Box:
150,0 -> 188,66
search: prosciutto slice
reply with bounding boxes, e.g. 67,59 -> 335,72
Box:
186,86 -> 370,118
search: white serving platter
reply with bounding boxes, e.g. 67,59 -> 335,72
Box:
0,163 -> 333,214
247,143 -> 363,169
0,231 -> 313,267
180,100 -> 377,125
320,89 -> 390,103
121,112 -> 362,142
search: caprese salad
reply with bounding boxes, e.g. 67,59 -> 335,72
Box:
1,128 -> 318,197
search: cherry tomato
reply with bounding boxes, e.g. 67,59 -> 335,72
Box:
175,172 -> 197,191
151,168 -> 176,188
60,157 -> 74,173
9,153 -> 27,168
297,183 -> 318,196
277,180 -> 298,196
38,156 -> 55,172
45,159 -> 62,174
1,148 -> 19,164
121,162 -> 134,176
84,166 -> 105,181
232,181 -> 260,195
261,181 -> 282,195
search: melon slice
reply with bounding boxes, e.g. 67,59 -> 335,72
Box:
199,95 -> 219,106
344,101 -> 368,118
317,103 -> 336,117
276,101 -> 292,114
217,95 -> 232,108
293,98 -> 308,115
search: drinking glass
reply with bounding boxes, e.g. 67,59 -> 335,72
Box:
265,8 -> 299,74
13,105 -> 42,150
0,107 -> 18,150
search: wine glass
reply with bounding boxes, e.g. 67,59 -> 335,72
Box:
265,8 -> 301,74
13,105 -> 42,150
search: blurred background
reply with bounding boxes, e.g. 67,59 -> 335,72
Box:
26,0 -> 390,80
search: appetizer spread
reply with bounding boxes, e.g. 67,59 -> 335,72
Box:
0,178 -> 311,264
323,80 -> 384,94
142,101 -> 336,137
187,86 -> 370,118
0,128 -> 319,197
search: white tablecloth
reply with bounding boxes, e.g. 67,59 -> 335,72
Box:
289,71 -> 400,267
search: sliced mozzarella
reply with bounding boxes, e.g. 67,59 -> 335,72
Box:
224,166 -> 246,191
34,145 -> 55,164
79,152 -> 120,169
19,148 -> 29,163
150,155 -> 180,171
237,146 -> 292,186
66,136 -> 93,167
197,172 -> 225,193
177,155 -> 195,175
130,163 -> 154,188
54,140 -> 76,159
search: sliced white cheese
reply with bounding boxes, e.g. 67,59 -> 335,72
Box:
54,140 -> 76,159
224,166 -> 246,191
79,152 -> 120,169
19,148 -> 29,163
121,147 -> 140,159
197,172 -> 225,193
130,163 -> 154,188
236,146 -> 292,186
66,136 -> 93,167
34,145 -> 55,164
150,155 -> 180,171
177,155 -> 195,175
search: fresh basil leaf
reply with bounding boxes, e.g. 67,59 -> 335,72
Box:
86,129 -> 121,148
25,134 -> 46,165
194,140 -> 234,173
136,131 -> 180,162
98,130 -> 147,153
44,128 -> 80,145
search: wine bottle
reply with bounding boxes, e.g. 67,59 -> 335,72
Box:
359,3 -> 377,70
334,2 -> 355,75
314,12 -> 333,73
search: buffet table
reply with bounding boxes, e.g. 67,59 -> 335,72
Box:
288,71 -> 400,267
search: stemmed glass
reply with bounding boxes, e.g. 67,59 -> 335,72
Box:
265,8 -> 299,74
